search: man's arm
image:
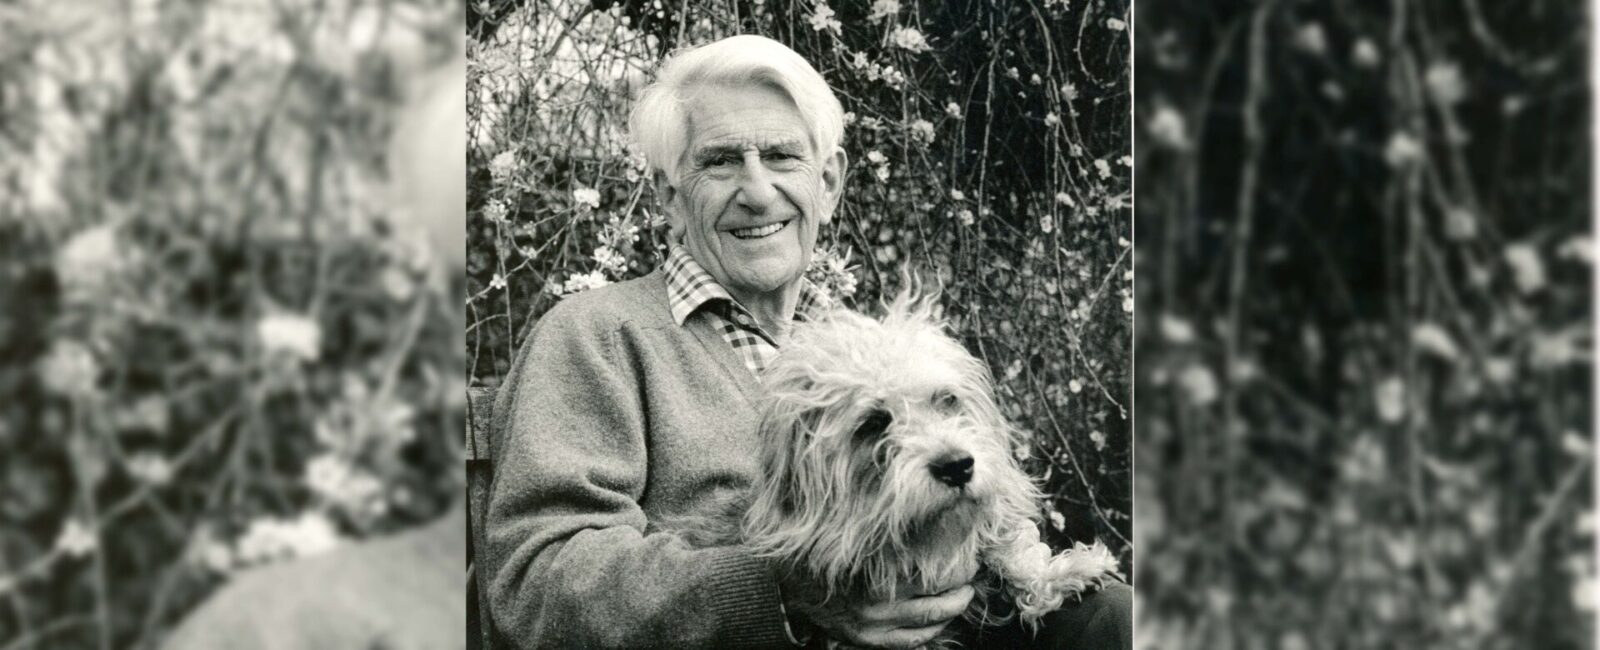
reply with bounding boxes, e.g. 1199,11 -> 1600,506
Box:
482,302 -> 794,649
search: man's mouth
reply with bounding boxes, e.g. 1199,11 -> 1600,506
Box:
728,220 -> 790,240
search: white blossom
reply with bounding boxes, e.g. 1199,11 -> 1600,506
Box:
1048,508 -> 1067,531
593,246 -> 628,273
1384,132 -> 1424,168
1411,322 -> 1460,361
234,512 -> 343,565
126,453 -> 173,485
890,27 -> 931,53
1352,39 -> 1381,67
1574,575 -> 1596,612
484,200 -> 508,224
1294,23 -> 1326,55
190,527 -> 235,573
1375,377 -> 1406,423
1557,236 -> 1592,264
1179,365 -> 1218,406
1444,206 -> 1477,241
1160,315 -> 1195,343
809,3 -> 841,33
1483,357 -> 1515,385
258,313 -> 321,362
572,187 -> 601,209
56,224 -> 124,297
489,149 -> 519,183
563,270 -> 612,294
39,339 -> 99,398
867,0 -> 899,22
56,519 -> 97,557
1425,62 -> 1467,106
1503,243 -> 1546,294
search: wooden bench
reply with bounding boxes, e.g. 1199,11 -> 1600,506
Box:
466,386 -> 497,650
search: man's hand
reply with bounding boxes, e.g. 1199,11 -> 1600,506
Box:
782,575 -> 976,649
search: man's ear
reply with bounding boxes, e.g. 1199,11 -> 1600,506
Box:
819,147 -> 848,225
653,170 -> 685,242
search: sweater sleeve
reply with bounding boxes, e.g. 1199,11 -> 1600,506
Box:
484,301 -> 795,649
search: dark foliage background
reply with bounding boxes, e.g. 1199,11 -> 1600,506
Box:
467,0 -> 1133,565
0,2 -> 463,647
1135,1 -> 1593,647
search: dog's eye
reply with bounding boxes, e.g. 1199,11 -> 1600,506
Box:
932,391 -> 960,411
854,409 -> 893,439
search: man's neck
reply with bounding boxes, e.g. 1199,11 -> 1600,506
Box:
727,281 -> 801,336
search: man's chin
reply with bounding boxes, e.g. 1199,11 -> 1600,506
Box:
724,265 -> 803,298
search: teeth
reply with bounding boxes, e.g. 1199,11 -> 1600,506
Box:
731,221 -> 787,239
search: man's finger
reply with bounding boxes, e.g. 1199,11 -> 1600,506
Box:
858,584 -> 975,626
918,584 -> 975,623
856,620 -> 950,650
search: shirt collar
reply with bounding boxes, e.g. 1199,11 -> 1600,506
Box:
663,246 -> 829,327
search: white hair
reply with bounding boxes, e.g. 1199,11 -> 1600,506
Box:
628,35 -> 845,183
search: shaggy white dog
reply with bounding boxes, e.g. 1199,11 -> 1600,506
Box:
657,293 -> 1121,645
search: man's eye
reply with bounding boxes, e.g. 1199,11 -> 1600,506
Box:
706,156 -> 737,167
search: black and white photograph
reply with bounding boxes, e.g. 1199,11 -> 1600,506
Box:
465,0 -> 1132,647
3,0 -> 1599,648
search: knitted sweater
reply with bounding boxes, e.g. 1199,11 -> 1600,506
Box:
485,270 -> 795,649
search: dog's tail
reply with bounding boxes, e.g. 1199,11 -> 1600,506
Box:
984,524 -> 1123,628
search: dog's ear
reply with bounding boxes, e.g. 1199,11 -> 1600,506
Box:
754,402 -> 820,510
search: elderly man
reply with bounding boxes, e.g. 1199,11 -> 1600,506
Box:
484,34 -> 1128,649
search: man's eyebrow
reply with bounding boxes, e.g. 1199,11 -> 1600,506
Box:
691,138 -> 808,162
691,143 -> 745,164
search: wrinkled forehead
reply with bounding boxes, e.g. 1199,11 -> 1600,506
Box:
682,81 -> 814,145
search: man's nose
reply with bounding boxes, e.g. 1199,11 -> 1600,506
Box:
734,159 -> 780,212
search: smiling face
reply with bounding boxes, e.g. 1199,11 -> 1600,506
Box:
658,82 -> 847,307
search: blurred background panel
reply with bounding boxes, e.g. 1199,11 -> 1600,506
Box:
1134,1 -> 1592,648
466,0 -> 1132,572
0,0 -> 465,648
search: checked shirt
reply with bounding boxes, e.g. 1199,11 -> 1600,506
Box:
663,247 -> 827,376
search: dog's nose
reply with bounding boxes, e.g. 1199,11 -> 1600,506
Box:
929,454 -> 975,487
